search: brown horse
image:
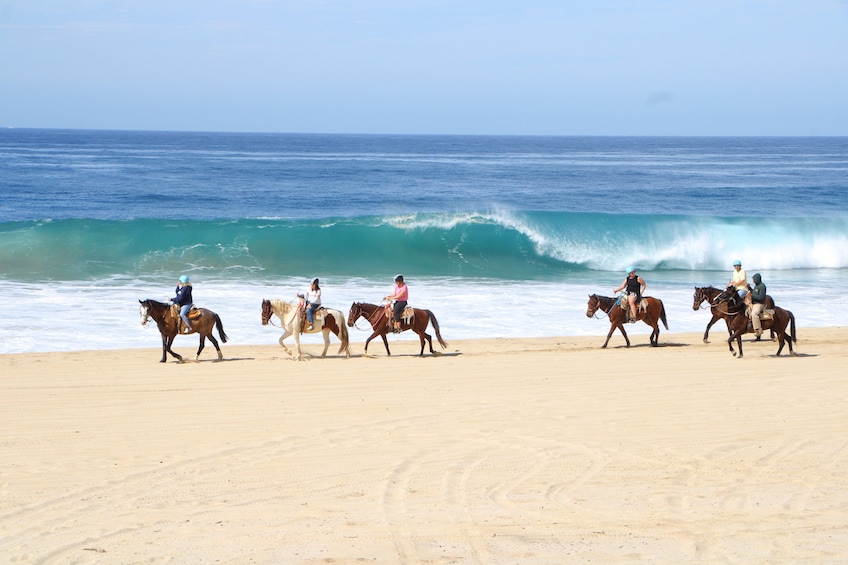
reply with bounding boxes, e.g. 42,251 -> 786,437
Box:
139,299 -> 228,363
347,302 -> 447,356
716,286 -> 797,358
693,286 -> 776,343
586,294 -> 668,348
261,299 -> 350,360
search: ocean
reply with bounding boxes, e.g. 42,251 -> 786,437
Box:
2,129 -> 847,354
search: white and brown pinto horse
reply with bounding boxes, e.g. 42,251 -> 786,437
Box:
261,299 -> 350,360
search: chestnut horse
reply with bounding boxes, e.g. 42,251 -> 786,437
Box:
693,286 -> 776,343
139,299 -> 228,363
586,294 -> 668,348
261,299 -> 350,360
347,302 -> 447,356
715,286 -> 797,358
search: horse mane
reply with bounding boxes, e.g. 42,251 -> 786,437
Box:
143,298 -> 169,308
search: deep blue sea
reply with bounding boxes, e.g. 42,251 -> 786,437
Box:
2,129 -> 847,354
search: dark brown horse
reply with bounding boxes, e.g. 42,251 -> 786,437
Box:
139,299 -> 228,363
261,298 -> 350,360
716,286 -> 797,358
586,294 -> 668,348
347,302 -> 447,356
693,286 -> 777,343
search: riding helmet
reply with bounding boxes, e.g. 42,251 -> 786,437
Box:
179,275 -> 190,284
626,266 -> 635,274
394,274 -> 404,282
733,260 -> 742,266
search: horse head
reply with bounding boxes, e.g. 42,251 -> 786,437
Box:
717,286 -> 743,308
586,294 -> 600,318
261,299 -> 272,325
347,302 -> 361,327
139,299 -> 151,326
693,287 -> 708,310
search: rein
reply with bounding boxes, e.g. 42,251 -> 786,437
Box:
352,303 -> 389,332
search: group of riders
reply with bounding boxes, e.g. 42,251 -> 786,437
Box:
613,260 -> 769,337
170,262 -> 769,338
169,273 -> 410,335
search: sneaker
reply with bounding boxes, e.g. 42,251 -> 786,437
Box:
307,324 -> 313,331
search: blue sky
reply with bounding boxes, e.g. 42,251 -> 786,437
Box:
2,1 -> 847,135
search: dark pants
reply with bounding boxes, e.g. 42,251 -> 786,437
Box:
393,300 -> 407,323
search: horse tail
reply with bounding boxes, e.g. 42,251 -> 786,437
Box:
334,310 -> 350,355
789,310 -> 797,343
215,313 -> 229,343
659,299 -> 669,330
426,310 -> 448,349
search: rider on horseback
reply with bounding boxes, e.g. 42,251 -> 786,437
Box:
614,266 -> 646,323
383,274 -> 409,334
750,273 -> 766,340
297,277 -> 322,331
170,275 -> 193,333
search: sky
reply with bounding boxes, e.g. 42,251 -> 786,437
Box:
2,0 -> 847,136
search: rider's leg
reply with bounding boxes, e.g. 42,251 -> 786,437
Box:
751,303 -> 763,338
180,304 -> 193,331
628,295 -> 637,321
306,303 -> 315,330
392,301 -> 406,332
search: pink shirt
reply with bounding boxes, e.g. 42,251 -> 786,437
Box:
393,283 -> 409,301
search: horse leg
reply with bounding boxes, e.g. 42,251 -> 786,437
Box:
160,334 -> 168,363
294,332 -> 303,361
195,335 -> 206,362
321,329 -> 330,358
728,326 -> 744,358
206,333 -> 223,360
278,329 -> 293,356
163,334 -> 183,363
364,329 -> 390,356
703,314 -> 721,343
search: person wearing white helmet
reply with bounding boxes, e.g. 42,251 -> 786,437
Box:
170,275 -> 194,332
614,266 -> 646,323
728,260 -> 749,298
383,274 -> 409,333
297,277 -> 322,331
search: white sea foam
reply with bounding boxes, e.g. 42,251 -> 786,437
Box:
2,270 -> 843,354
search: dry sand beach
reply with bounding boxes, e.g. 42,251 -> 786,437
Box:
2,328 -> 848,564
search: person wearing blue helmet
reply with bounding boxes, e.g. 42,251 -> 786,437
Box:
614,266 -> 646,323
728,260 -> 749,298
170,275 -> 194,332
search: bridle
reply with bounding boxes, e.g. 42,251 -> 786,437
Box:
587,296 -> 610,320
350,302 -> 387,331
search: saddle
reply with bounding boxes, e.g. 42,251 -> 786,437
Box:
300,307 -> 325,334
617,296 -> 646,312
384,304 -> 414,331
171,304 -> 201,333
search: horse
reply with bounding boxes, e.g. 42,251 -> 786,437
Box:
715,286 -> 797,358
586,294 -> 669,348
347,302 -> 447,357
139,299 -> 228,363
261,299 -> 350,360
693,286 -> 778,343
